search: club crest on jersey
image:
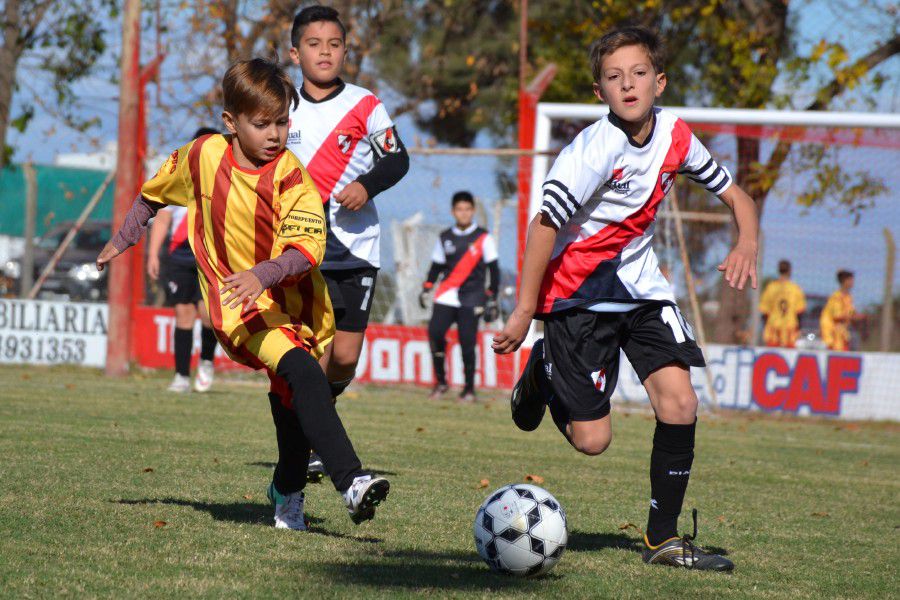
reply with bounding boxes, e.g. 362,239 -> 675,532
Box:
606,167 -> 630,193
660,171 -> 676,195
590,368 -> 607,392
337,133 -> 352,154
369,126 -> 401,158
443,240 -> 456,254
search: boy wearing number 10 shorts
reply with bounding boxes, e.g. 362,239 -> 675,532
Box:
96,58 -> 388,531
493,27 -> 761,571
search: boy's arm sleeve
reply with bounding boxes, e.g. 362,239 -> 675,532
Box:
273,165 -> 327,268
140,142 -> 194,207
540,131 -> 605,229
424,238 -> 446,287
355,102 -> 409,199
111,196 -> 166,251
680,133 -> 733,196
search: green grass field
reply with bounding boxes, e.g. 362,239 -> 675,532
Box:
1,364 -> 897,598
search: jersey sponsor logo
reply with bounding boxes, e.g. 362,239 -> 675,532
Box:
369,126 -> 401,157
605,167 -> 630,193
591,367 -> 607,392
280,209 -> 325,237
544,361 -> 553,380
155,150 -> 179,178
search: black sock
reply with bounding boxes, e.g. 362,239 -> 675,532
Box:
173,327 -> 193,376
646,420 -> 696,546
200,327 -> 217,361
268,393 -> 309,495
276,348 -> 363,492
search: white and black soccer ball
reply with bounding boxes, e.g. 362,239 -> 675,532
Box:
473,484 -> 567,577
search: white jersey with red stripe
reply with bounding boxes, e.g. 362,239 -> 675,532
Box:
537,107 -> 733,315
286,80 -> 395,271
431,223 -> 498,308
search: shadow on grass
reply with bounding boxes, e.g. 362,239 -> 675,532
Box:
567,530 -> 643,553
244,461 -> 398,477
114,498 -> 383,543
314,548 -> 556,591
567,530 -> 730,556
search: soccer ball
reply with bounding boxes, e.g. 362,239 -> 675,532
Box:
473,484 -> 568,577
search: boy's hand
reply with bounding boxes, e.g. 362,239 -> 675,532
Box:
96,241 -> 122,272
147,254 -> 160,280
334,182 -> 369,211
221,271 -> 264,314
718,240 -> 758,290
492,307 -> 533,354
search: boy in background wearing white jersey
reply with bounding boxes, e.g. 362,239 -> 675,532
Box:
277,6 -> 409,483
494,26 -> 758,571
146,126 -> 220,393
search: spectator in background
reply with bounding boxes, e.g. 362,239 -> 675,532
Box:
420,191 -> 500,403
146,127 -> 220,392
820,269 -> 864,351
758,259 -> 806,347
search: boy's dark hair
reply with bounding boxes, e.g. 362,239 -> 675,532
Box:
291,5 -> 346,48
222,58 -> 299,118
778,259 -> 791,275
589,26 -> 665,82
452,191 -> 474,207
837,269 -> 854,284
193,127 -> 219,138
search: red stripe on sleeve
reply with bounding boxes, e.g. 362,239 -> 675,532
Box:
278,168 -> 304,195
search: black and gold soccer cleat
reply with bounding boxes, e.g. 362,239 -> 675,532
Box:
511,338 -> 548,431
642,510 -> 734,572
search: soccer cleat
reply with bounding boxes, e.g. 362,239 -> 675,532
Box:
193,359 -> 215,393
167,373 -> 191,393
510,338 -> 548,431
642,510 -> 734,572
458,389 -> 477,404
428,383 -> 449,401
267,481 -> 308,531
306,453 -> 327,484
343,474 -> 390,524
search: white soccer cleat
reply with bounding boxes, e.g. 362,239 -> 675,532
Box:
167,374 -> 191,393
193,359 -> 215,393
268,482 -> 308,531
342,474 -> 390,524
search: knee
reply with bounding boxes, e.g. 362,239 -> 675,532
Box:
571,429 -> 612,456
655,391 -> 698,424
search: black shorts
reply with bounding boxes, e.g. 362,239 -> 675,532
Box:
541,303 -> 705,421
164,261 -> 201,306
322,267 -> 378,332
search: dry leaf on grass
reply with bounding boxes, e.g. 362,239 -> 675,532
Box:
416,427 -> 425,433
142,467 -> 154,473
524,474 -> 544,484
154,521 -> 167,528
811,511 -> 830,518
65,384 -> 76,390
477,479 -> 490,489
618,522 -> 642,533
243,494 -> 253,500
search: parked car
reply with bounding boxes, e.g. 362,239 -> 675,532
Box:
1,220 -> 111,301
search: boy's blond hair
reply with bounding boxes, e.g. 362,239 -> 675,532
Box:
222,58 -> 299,118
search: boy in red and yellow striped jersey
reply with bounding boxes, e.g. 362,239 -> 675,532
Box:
96,58 -> 389,530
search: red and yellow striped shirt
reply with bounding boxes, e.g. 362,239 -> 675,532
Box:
141,134 -> 334,367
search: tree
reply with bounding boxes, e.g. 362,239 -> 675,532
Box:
0,0 -> 115,167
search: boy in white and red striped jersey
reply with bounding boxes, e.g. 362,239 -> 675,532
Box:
274,5 -> 409,484
493,26 -> 759,571
419,191 -> 500,403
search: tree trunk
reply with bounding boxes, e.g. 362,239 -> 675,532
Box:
0,0 -> 24,168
